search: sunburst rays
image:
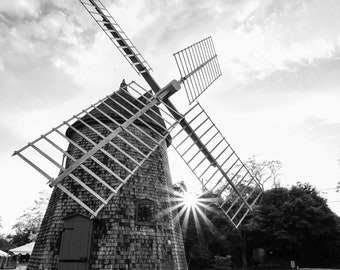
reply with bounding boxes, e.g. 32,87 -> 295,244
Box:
157,184 -> 223,239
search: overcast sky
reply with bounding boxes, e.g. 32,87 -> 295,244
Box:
1,0 -> 340,234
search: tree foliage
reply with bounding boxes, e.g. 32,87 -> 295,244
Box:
251,183 -> 340,268
245,156 -> 282,188
7,190 -> 49,246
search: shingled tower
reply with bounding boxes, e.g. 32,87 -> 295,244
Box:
28,82 -> 187,270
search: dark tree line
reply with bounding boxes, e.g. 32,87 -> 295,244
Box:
179,183 -> 340,269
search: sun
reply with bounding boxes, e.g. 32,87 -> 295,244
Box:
170,189 -> 221,238
156,184 -> 222,239
182,192 -> 199,209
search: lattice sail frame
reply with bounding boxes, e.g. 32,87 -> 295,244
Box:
172,103 -> 263,227
174,37 -> 222,105
14,82 -> 181,217
79,0 -> 152,75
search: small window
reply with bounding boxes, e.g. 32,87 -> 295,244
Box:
136,199 -> 155,224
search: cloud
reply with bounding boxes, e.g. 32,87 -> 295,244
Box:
232,0 -> 309,32
102,0 -> 244,50
0,0 -> 40,19
0,55 -> 83,112
237,53 -> 340,94
0,1 -> 97,60
220,0 -> 340,85
0,0 -> 101,112
297,117 -> 340,145
102,0 -> 340,90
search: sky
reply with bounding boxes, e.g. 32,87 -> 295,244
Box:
1,0 -> 340,234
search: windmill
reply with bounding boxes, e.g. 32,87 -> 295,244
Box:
14,0 -> 263,269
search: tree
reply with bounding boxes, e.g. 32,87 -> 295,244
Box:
249,183 -> 340,268
245,155 -> 282,188
203,182 -> 340,269
8,190 -> 49,246
176,163 -> 340,268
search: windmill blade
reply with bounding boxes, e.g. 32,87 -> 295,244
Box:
77,0 -> 255,227
78,0 -> 222,170
79,0 -> 152,75
171,103 -> 263,228
174,37 -> 222,105
13,82 -> 180,217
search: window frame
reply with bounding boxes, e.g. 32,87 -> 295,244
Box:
135,198 -> 156,225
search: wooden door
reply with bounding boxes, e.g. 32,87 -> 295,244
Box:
58,214 -> 92,270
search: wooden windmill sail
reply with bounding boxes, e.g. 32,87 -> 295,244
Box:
14,1 -> 263,269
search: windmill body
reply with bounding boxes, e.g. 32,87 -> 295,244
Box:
28,85 -> 187,269
14,0 -> 263,269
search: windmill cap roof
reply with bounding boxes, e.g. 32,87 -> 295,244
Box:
66,81 -> 171,146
